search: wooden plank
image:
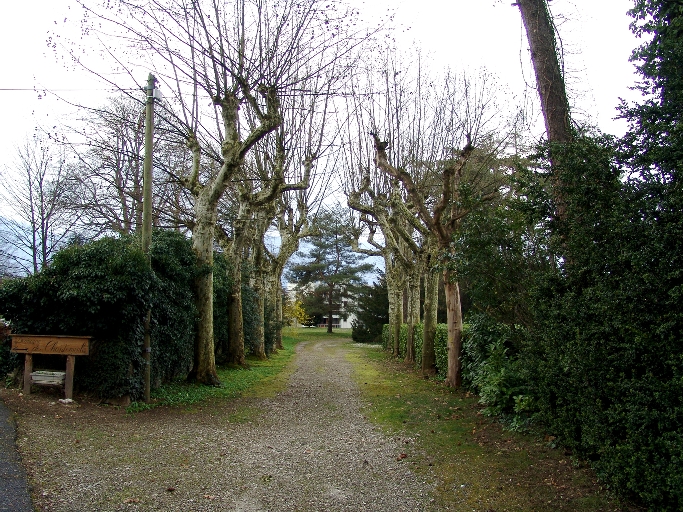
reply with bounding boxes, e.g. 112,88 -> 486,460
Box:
23,354 -> 32,395
65,356 -> 75,400
10,335 -> 90,356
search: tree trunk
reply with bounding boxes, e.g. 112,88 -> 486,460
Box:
228,256 -> 246,366
517,0 -> 572,145
267,270 -> 285,351
392,287 -> 403,357
444,270 -> 463,388
327,284 -> 334,334
404,270 -> 420,365
251,269 -> 267,360
191,194 -> 220,385
421,270 -> 439,376
518,0 -> 572,224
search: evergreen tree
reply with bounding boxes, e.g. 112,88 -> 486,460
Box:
351,272 -> 389,344
287,206 -> 374,333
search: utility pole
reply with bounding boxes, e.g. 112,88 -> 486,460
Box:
142,73 -> 157,403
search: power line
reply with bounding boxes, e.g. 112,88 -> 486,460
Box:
0,88 -> 140,92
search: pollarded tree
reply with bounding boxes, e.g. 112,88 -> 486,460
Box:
288,205 -> 374,333
364,61 -> 510,387
77,0 -> 366,384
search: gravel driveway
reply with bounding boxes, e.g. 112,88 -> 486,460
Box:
3,339 -> 436,511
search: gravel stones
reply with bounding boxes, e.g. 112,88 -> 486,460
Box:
3,339 -> 436,511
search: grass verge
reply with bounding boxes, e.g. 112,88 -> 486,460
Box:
346,343 -> 637,512
128,335 -> 300,412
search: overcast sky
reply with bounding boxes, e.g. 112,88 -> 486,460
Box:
0,0 -> 641,166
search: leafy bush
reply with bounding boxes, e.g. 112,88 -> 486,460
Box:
351,274 -> 389,343
212,251 -> 233,361
398,323 -> 408,357
381,324 -> 389,349
0,316 -> 18,379
149,230 -> 198,386
462,314 -> 533,422
0,232 -> 198,399
382,322 -> 448,378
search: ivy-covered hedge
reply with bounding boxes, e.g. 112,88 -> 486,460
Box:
148,231 -> 198,386
381,324 -> 389,349
0,232 -> 198,399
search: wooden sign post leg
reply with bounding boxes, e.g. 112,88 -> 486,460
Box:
23,354 -> 32,395
65,355 -> 75,400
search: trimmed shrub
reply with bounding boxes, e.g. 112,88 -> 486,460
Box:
0,232 -> 198,399
381,324 -> 389,349
398,324 -> 408,357
148,230 -> 198,386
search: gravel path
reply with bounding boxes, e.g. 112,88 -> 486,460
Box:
4,339 -> 436,511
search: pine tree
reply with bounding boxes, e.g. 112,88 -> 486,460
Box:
287,206 -> 374,333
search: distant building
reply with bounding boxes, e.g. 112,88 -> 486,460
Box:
284,282 -> 356,329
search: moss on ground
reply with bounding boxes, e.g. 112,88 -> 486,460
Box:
346,343 -> 636,512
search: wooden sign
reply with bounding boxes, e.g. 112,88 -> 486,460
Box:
10,335 -> 90,356
10,335 -> 91,400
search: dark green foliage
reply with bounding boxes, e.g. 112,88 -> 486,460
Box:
0,232 -> 199,399
453,125 -> 682,508
298,290 -> 325,327
381,323 -> 389,349
212,252 -> 232,361
288,206 -> 374,331
397,323 -> 408,357
461,314 -> 533,424
0,237 -> 152,398
351,272 -> 389,343
149,230 -> 198,386
382,322 -> 448,379
0,317 -> 17,379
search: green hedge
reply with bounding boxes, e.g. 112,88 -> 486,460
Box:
434,324 -> 448,379
382,322 -> 448,379
381,324 -> 389,349
0,232 -> 198,399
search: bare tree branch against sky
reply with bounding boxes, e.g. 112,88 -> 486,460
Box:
0,0 -> 639,170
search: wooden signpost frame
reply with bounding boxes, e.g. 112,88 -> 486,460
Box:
10,335 -> 91,400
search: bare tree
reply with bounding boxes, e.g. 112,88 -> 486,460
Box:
0,137 -> 80,274
67,95 -> 191,236
76,0 -> 368,384
341,48 -> 509,387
